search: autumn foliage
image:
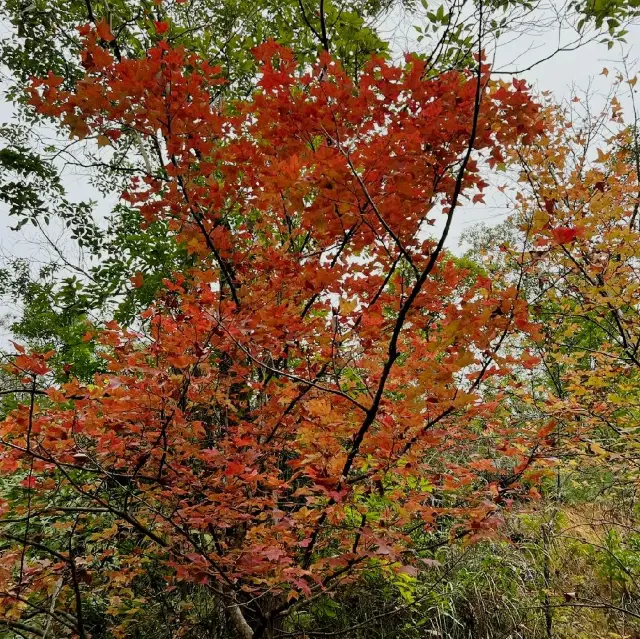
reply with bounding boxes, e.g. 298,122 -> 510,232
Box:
0,28 -> 545,637
501,100 -> 640,482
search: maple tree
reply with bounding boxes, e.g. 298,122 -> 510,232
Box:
0,24 -> 547,638
464,83 -> 640,635
496,91 -> 640,472
0,0 -> 393,372
0,0 -> 632,391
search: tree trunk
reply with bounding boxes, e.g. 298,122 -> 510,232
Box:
228,600 -> 254,639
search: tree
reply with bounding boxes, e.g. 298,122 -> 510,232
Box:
1,0 -> 634,395
0,23 -> 547,637
471,78 -> 640,633
0,0 -> 393,330
3,0 -> 626,340
501,89 -> 640,470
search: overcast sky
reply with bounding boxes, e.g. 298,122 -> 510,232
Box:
366,2 -> 640,246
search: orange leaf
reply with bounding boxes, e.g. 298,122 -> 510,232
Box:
167,354 -> 193,368
96,18 -> 115,42
551,226 -> 577,245
10,341 -> 25,354
537,421 -> 556,438
155,21 -> 169,34
131,272 -> 144,289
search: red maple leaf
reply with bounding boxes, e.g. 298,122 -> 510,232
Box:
551,226 -> 578,245
95,18 -> 114,42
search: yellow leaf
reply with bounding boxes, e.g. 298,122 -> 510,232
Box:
306,398 -> 332,419
340,298 -> 358,314
455,351 -> 475,369
531,208 -> 550,232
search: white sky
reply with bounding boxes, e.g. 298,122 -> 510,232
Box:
449,22 -> 640,246
372,2 -> 640,246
